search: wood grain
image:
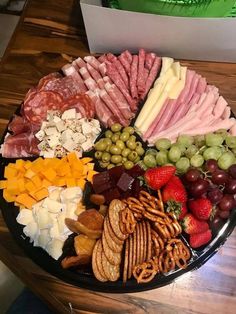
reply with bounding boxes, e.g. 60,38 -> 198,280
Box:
0,0 -> 236,313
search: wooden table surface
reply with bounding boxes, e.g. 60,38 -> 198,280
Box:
0,1 -> 236,313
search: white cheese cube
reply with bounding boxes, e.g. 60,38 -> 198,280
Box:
72,132 -> 86,144
49,188 -> 62,202
16,209 -> 34,226
61,109 -> 76,120
55,120 -> 65,132
76,112 -> 82,119
35,130 -> 45,141
47,134 -> 60,148
66,202 -> 77,220
36,207 -> 53,229
62,139 -> 77,152
42,150 -> 55,158
57,212 -> 67,234
53,116 -> 61,123
37,229 -> 51,249
41,121 -> 47,130
82,122 -> 92,136
61,129 -> 74,143
81,139 -> 93,151
42,198 -> 62,213
60,187 -> 82,203
45,127 -> 58,136
49,219 -> 61,239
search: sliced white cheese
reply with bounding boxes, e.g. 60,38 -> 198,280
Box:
66,202 -> 78,220
37,229 -> 51,249
16,209 -> 34,226
60,187 -> 83,203
61,108 -> 76,120
35,130 -> 45,141
36,207 -> 53,229
172,62 -> 181,79
55,120 -> 65,132
45,127 -> 58,136
160,57 -> 174,75
23,221 -> 38,243
169,66 -> 187,99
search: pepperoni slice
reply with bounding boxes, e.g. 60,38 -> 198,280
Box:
62,94 -> 95,118
23,91 -> 63,124
38,72 -> 62,90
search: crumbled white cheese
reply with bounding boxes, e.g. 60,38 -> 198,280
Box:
36,109 -> 101,158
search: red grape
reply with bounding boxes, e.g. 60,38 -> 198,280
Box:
210,215 -> 223,229
189,179 -> 209,197
207,188 -> 223,204
218,210 -> 230,219
225,179 -> 236,194
218,194 -> 235,211
205,159 -> 218,173
228,164 -> 236,179
211,170 -> 229,185
185,168 -> 201,182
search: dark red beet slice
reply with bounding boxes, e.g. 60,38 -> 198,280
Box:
126,164 -> 145,178
103,188 -> 121,204
108,165 -> 125,184
117,173 -> 134,192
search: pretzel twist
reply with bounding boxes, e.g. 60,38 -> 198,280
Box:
151,229 -> 165,257
120,207 -> 136,235
133,257 -> 159,283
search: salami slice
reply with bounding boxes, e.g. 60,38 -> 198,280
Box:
142,57 -> 162,99
62,65 -> 87,93
145,52 -> 156,71
62,94 -> 95,118
84,56 -> 101,71
124,50 -> 133,64
74,57 -> 87,69
118,53 -> 131,76
37,72 -> 62,90
114,59 -> 129,89
130,55 -> 138,99
43,76 -> 81,99
23,91 -> 63,124
137,48 -> 146,95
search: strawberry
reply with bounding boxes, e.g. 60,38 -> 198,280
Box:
162,176 -> 187,203
182,213 -> 209,234
144,165 -> 176,190
190,229 -> 212,248
166,201 -> 188,220
188,198 -> 213,220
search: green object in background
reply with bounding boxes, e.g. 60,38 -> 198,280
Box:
107,0 -> 236,17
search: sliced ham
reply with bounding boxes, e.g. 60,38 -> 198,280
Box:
230,123 -> 236,136
8,115 -> 35,135
104,83 -> 133,120
99,63 -> 107,76
84,56 -> 101,71
222,106 -> 231,119
213,96 -> 228,119
98,55 -> 108,63
196,77 -> 207,94
99,89 -> 128,126
84,78 -> 98,91
107,53 -> 117,62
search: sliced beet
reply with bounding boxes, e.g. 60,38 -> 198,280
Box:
117,172 -> 134,192
93,180 -> 112,194
103,187 -> 121,203
126,164 -> 144,178
108,165 -> 125,184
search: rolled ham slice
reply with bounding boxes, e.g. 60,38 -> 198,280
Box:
114,59 -> 129,89
222,106 -> 231,119
84,78 -> 98,91
213,96 -> 228,119
98,63 -> 107,76
196,77 -> 207,94
124,50 -> 133,64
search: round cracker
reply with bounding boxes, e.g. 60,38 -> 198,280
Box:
102,231 -> 122,266
104,217 -> 123,253
92,240 -> 107,282
123,238 -> 129,283
96,239 -> 108,280
101,250 -> 120,282
108,200 -> 127,241
136,223 -> 141,266
128,236 -> 133,279
146,221 -> 152,261
107,218 -> 124,246
141,221 -> 146,264
133,227 -> 137,270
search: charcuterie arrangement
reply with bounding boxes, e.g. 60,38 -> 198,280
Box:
1,49 -> 236,288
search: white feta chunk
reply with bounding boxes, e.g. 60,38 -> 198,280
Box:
35,130 -> 45,141
53,116 -> 61,123
81,139 -> 93,151
76,112 -> 82,119
36,207 -> 53,229
61,109 -> 76,120
82,122 -> 92,136
62,139 -> 77,152
72,132 -> 86,144
23,221 -> 38,243
42,150 -> 55,158
45,127 -> 58,136
47,134 -> 60,148
55,120 -> 65,132
37,229 -> 51,249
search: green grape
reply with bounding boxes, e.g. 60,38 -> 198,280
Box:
190,155 -> 204,167
172,143 -> 186,156
177,135 -> 194,148
143,154 -> 157,168
145,148 -> 157,156
194,135 -> 205,148
225,136 -> 236,149
215,129 -> 229,140
218,152 -> 235,170
168,146 -> 181,162
155,138 -> 171,150
205,133 -> 224,147
156,150 -> 169,166
185,145 -> 198,158
176,157 -> 190,173
203,146 -> 222,161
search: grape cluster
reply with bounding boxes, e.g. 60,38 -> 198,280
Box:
184,162 -> 236,220
141,130 -> 236,173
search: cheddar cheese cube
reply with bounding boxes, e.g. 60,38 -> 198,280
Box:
15,193 -> 37,209
3,189 -> 16,202
33,187 -> 49,201
0,180 -> 7,189
41,168 -> 57,182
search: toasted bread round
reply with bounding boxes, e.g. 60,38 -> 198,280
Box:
123,238 -> 129,283
108,200 -> 127,241
92,240 -> 107,282
101,250 -> 120,282
102,231 -> 122,266
103,217 -> 123,253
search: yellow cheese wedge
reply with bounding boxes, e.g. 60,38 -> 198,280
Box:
169,66 -> 187,99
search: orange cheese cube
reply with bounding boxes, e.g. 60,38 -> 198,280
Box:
33,188 -> 49,201
87,163 -> 94,171
24,168 -> 36,179
57,163 -> 71,177
25,181 -> 36,193
87,170 -> 98,183
3,189 -> 16,202
67,152 -> 78,165
41,168 -> 57,182
82,165 -> 88,176
31,158 -> 44,173
15,159 -> 25,170
24,160 -> 32,169
7,179 -> 19,194
31,175 -> 42,189
82,157 -> 93,165
15,193 -> 37,209
42,179 -> 52,188
77,178 -> 86,190
66,177 -> 77,187
54,177 -> 66,187
0,180 -> 7,189
18,178 -> 26,193
72,159 -> 84,173
73,171 -> 83,179
4,166 -> 18,179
